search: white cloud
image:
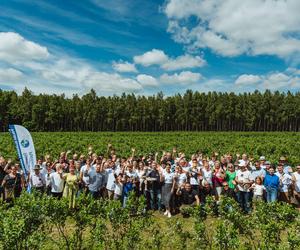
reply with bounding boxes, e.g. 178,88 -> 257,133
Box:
164,0 -> 300,58
112,61 -> 137,73
0,32 -> 143,95
134,49 -> 168,66
0,68 -> 23,82
134,49 -> 206,70
161,54 -> 206,71
235,74 -> 262,86
160,71 -> 202,85
136,74 -> 159,87
235,70 -> 300,90
0,32 -> 49,63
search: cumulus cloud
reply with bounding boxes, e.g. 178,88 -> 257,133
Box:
164,0 -> 300,58
136,74 -> 159,87
0,32 -> 143,95
235,74 -> 262,86
133,49 -> 168,66
235,70 -> 300,90
0,32 -> 49,63
160,71 -> 202,85
112,61 -> 137,73
134,49 -> 206,70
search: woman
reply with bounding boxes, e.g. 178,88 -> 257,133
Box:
1,165 -> 24,202
212,161 -> 225,200
201,161 -> 213,186
225,163 -> 237,190
161,164 -> 175,218
63,165 -> 79,209
136,161 -> 146,196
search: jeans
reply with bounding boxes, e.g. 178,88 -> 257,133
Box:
266,187 -> 278,202
149,189 -> 162,210
237,191 -> 251,213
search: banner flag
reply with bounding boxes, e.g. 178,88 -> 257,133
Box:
8,125 -> 37,177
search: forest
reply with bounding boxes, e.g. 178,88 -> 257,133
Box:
0,88 -> 299,132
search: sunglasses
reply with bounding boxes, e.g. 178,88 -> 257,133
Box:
223,184 -> 228,187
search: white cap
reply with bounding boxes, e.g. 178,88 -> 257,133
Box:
259,156 -> 266,161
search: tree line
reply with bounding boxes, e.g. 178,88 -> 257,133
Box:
0,88 -> 299,132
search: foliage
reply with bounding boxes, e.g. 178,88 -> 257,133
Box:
0,191 -> 299,250
0,89 -> 300,133
1,131 -> 300,167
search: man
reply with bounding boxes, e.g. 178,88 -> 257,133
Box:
29,165 -> 46,193
279,156 -> 293,175
80,158 -> 95,193
220,181 -> 236,200
48,164 -> 65,199
146,162 -> 162,210
250,161 -> 266,182
259,156 -> 266,169
275,164 -> 292,203
235,162 -> 252,213
264,167 -> 280,202
177,183 -> 200,215
291,165 -> 300,207
85,164 -> 104,199
0,157 -> 7,200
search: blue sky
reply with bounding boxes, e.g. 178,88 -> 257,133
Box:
0,0 -> 300,96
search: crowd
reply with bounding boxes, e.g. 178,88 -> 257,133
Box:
0,145 -> 300,216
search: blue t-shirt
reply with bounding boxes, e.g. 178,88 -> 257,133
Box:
123,182 -> 133,196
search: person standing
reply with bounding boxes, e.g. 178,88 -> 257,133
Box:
146,162 -> 162,210
48,164 -> 65,199
235,163 -> 252,213
161,164 -> 175,218
63,165 -> 79,208
1,165 -> 24,202
29,165 -> 46,194
276,164 -> 292,203
85,164 -> 104,199
291,165 -> 300,207
264,167 -> 280,202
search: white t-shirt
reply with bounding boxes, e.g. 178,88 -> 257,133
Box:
106,168 -> 116,191
202,168 -> 212,185
236,170 -> 251,192
80,165 -> 95,185
163,172 -> 174,184
177,173 -> 187,185
251,183 -> 265,196
114,182 -> 123,196
275,172 -> 292,192
292,172 -> 300,192
49,172 -> 65,193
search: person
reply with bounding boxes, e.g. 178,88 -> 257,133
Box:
225,163 -> 236,190
189,159 -> 201,193
250,161 -> 266,182
199,180 -> 215,205
275,164 -> 292,203
63,165 -> 79,208
0,157 -> 7,200
235,162 -> 252,213
279,156 -> 293,175
212,161 -> 225,200
80,158 -> 95,194
177,183 -> 200,215
1,165 -> 24,202
264,167 -> 280,202
291,165 -> 300,207
123,175 -> 134,207
48,164 -> 65,199
161,164 -> 175,218
146,162 -> 162,210
85,164 -> 104,199
220,181 -> 236,200
113,174 -> 123,201
250,177 -> 265,202
201,161 -> 212,186
29,165 -> 46,193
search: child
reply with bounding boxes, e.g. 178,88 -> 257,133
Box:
251,176 -> 265,202
122,175 -> 134,207
114,174 -> 123,201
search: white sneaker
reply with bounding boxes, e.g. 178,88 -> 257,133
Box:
167,212 -> 172,218
164,210 -> 168,216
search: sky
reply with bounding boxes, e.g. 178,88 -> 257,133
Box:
0,0 -> 300,96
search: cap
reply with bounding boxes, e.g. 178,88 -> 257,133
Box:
259,156 -> 266,161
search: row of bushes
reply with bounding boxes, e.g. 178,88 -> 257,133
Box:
0,192 -> 299,250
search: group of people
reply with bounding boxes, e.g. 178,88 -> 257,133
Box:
1,146 -> 300,216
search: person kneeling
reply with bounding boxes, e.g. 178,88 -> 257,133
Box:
177,183 -> 200,217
